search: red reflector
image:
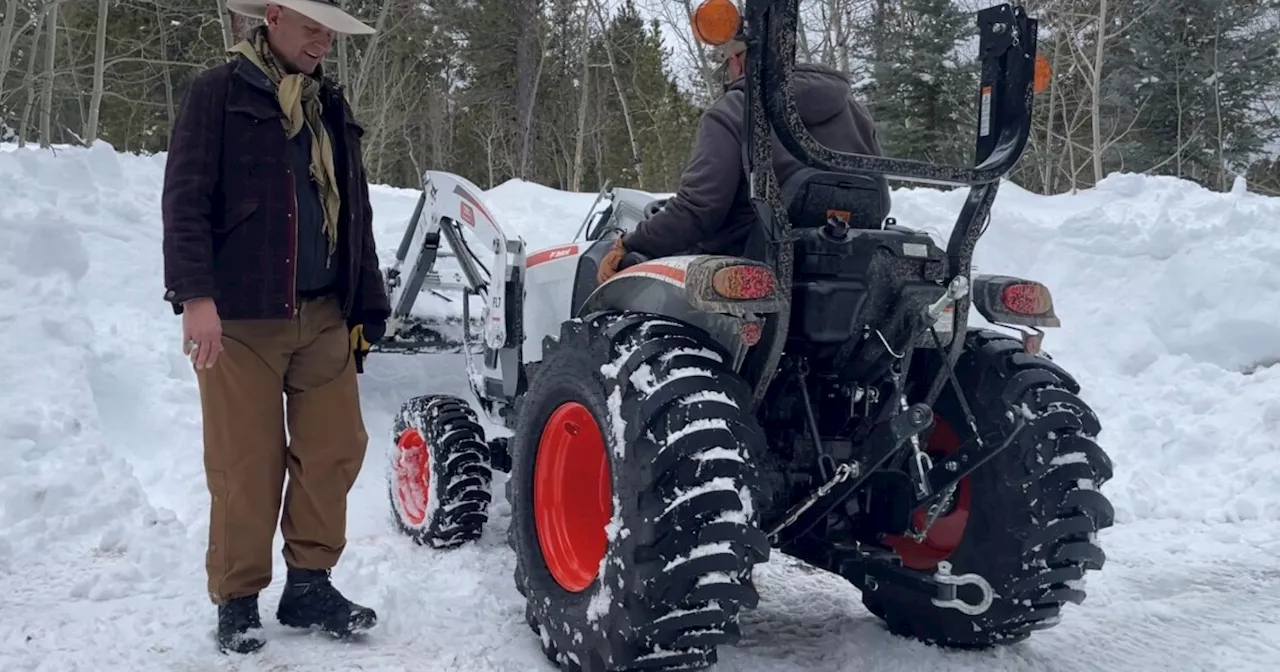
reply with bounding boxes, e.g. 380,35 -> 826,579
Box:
712,266 -> 775,299
1001,283 -> 1051,315
740,321 -> 762,346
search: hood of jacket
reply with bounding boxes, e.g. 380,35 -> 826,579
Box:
725,63 -> 854,127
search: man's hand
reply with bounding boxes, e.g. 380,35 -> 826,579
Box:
349,316 -> 386,374
183,297 -> 223,370
597,238 -> 627,284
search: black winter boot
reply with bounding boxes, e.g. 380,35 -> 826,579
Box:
217,594 -> 266,654
276,567 -> 377,638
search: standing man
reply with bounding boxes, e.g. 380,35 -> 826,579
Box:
161,0 -> 389,655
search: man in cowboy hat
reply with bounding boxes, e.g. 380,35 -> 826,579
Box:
597,37 -> 888,281
162,0 -> 387,655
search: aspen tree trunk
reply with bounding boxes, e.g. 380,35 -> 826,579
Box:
157,3 -> 176,143
38,0 -> 57,147
519,43 -> 546,180
84,0 -> 109,145
589,0 -> 643,187
351,0 -> 395,109
0,0 -> 20,104
1041,34 -> 1062,194
1090,0 -> 1107,183
1211,20 -> 1225,190
513,0 -> 540,180
570,2 -> 592,192
18,11 -> 44,148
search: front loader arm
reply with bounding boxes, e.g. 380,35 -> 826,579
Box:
383,170 -> 526,353
377,171 -> 527,427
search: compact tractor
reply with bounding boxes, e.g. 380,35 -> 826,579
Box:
374,0 -> 1115,669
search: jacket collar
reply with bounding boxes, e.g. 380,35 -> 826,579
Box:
230,53 -> 345,104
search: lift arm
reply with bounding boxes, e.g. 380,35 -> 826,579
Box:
382,170 -> 526,353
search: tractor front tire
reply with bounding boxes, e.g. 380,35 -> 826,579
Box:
507,313 -> 770,671
863,329 -> 1116,647
387,394 -> 493,548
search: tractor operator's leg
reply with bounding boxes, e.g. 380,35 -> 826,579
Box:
196,318 -> 295,654
276,295 -> 376,636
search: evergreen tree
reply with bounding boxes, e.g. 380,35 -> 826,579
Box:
588,0 -> 700,190
864,0 -> 977,167
1117,0 -> 1280,189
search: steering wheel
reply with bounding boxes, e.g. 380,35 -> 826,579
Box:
595,224 -> 627,241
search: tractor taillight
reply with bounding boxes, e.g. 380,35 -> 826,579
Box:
740,321 -> 762,346
1001,283 -> 1052,315
712,265 -> 775,300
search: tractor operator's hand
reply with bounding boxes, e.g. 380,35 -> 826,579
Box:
597,237 -> 627,284
183,297 -> 223,370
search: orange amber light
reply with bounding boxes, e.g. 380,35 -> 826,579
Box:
1034,53 -> 1052,94
692,0 -> 741,46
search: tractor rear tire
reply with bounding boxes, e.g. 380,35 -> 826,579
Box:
387,394 -> 493,548
863,329 -> 1115,647
506,313 -> 770,671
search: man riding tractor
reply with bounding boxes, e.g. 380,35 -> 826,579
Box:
597,37 -> 889,282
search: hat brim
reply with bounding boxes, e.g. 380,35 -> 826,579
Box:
227,0 -> 376,35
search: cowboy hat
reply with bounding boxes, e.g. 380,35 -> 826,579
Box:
227,0 -> 376,35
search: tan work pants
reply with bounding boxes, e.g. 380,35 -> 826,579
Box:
195,296 -> 368,605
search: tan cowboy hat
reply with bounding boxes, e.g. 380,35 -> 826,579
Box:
227,0 -> 376,35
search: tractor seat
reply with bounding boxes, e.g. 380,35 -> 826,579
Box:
782,168 -> 890,230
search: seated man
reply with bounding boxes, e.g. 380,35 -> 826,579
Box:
598,38 -> 887,283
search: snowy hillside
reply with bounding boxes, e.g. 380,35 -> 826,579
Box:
1,142 -> 1278,671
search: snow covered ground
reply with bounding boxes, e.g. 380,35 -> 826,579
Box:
1,142 -> 1277,671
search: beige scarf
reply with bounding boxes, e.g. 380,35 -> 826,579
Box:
229,26 -> 340,267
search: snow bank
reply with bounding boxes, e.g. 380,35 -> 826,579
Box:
0,143 -> 189,610
0,142 -> 1277,670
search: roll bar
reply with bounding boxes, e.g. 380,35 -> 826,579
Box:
734,0 -> 1042,408
742,0 -> 1038,187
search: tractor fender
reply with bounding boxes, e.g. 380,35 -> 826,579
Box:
577,255 -> 783,367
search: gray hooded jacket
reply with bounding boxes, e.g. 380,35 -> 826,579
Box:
622,63 -> 885,258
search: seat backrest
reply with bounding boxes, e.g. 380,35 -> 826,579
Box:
781,168 -> 890,231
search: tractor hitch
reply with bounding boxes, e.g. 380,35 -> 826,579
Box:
848,554 -> 994,616
767,403 -> 934,545
916,416 -> 1028,513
